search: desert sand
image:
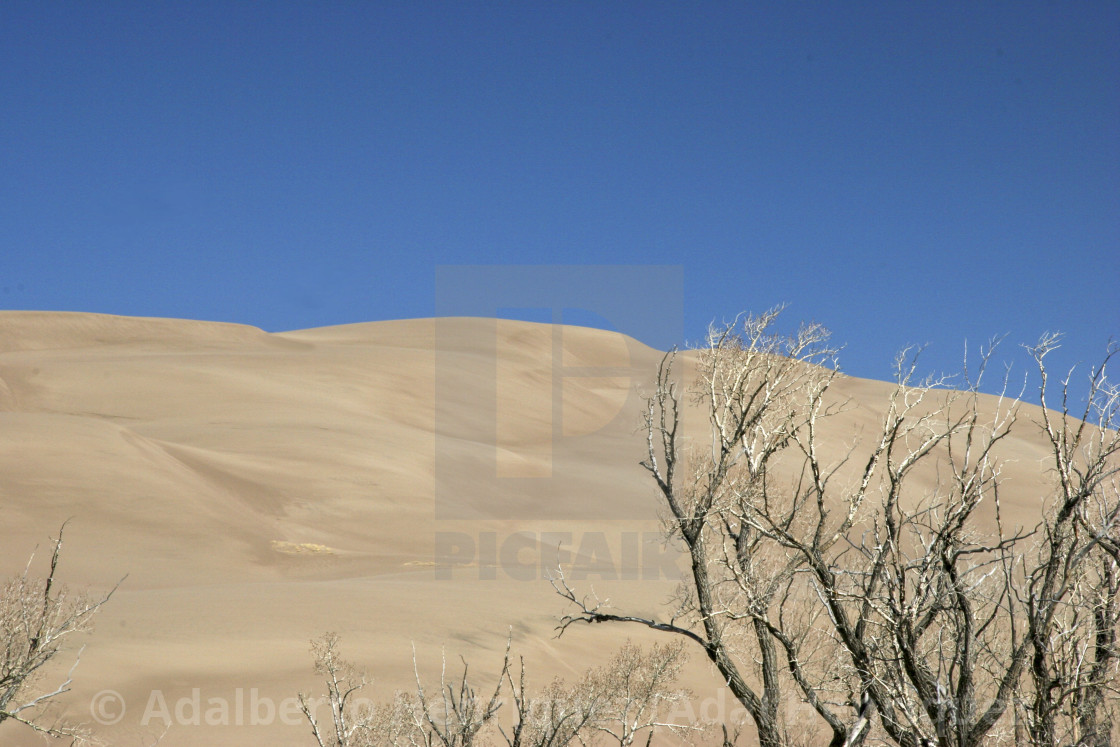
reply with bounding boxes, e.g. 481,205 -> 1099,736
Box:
0,312 -> 1061,746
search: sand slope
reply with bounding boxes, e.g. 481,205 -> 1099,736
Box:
0,312 -> 1063,746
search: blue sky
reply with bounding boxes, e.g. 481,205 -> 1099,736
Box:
1,2 -> 1117,389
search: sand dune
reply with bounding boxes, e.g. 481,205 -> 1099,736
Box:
0,312 -> 1069,746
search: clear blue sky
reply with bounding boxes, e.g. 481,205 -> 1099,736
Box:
2,2 -> 1117,388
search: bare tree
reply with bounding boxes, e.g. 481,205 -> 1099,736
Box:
555,308 -> 1120,747
300,633 -> 514,747
302,634 -> 693,747
803,342 -> 1032,747
556,308 -> 853,747
299,632 -> 416,747
0,522 -> 117,744
588,639 -> 692,747
1018,335 -> 1120,747
411,640 -> 509,747
500,658 -> 601,747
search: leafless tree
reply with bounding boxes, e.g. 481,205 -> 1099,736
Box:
299,632 -> 416,747
302,634 -> 692,747
1018,335 -> 1120,747
555,308 -> 1120,747
500,657 -> 601,747
588,639 -> 692,747
556,308 -> 851,747
806,342 -> 1032,747
411,640 -> 509,747
0,522 -> 117,744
